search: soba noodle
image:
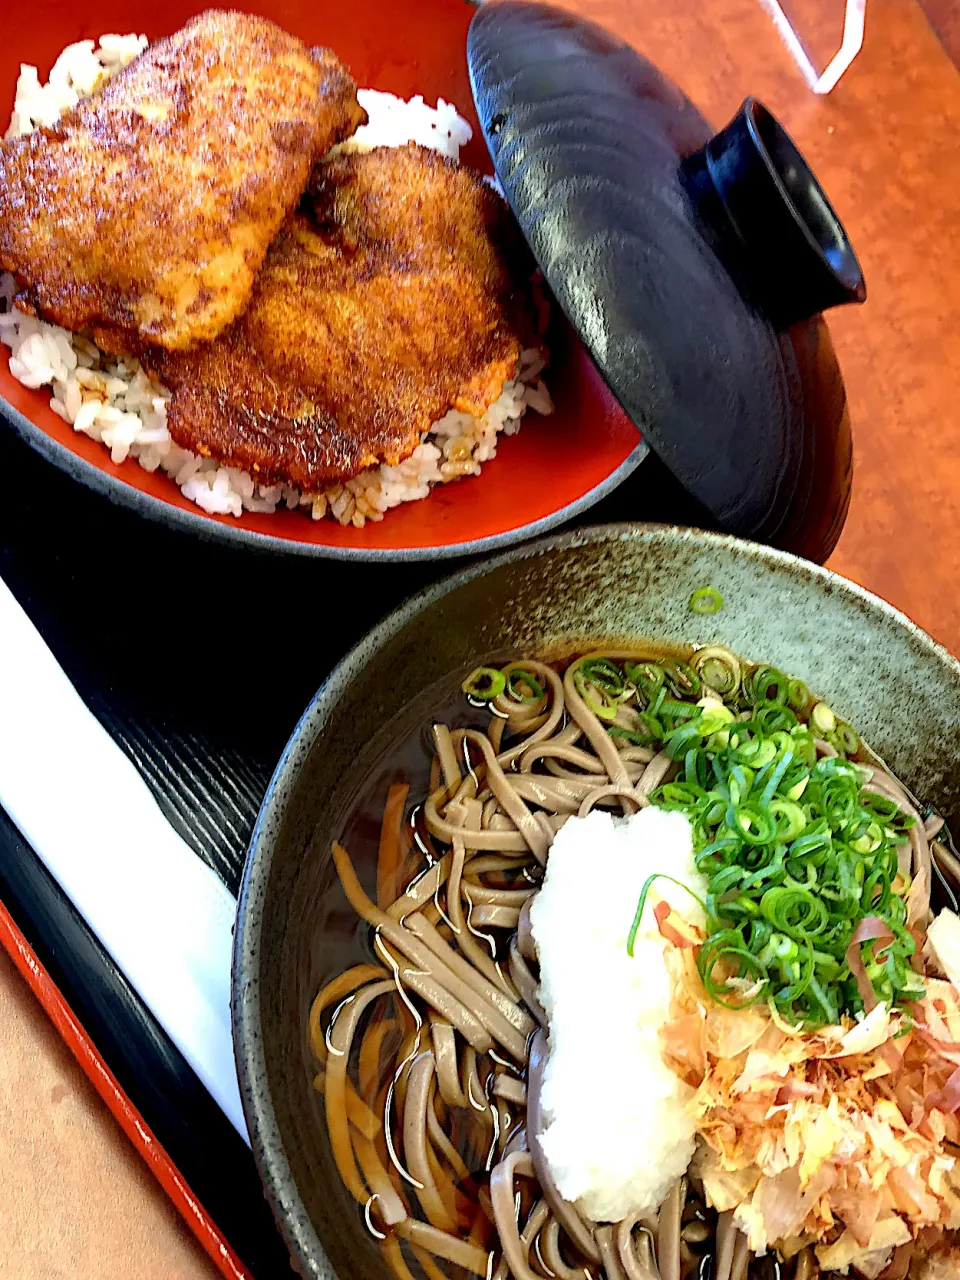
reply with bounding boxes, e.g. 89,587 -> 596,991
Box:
309,648 -> 956,1280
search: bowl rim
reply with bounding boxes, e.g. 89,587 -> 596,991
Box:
0,358 -> 647,563
231,519 -> 960,1274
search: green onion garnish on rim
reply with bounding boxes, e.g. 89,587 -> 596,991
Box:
689,586 -> 724,615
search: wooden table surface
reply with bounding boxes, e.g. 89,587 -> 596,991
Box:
0,0 -> 957,1276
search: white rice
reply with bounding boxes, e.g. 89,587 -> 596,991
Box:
0,38 -> 552,526
334,88 -> 473,160
530,807 -> 707,1223
4,35 -> 148,137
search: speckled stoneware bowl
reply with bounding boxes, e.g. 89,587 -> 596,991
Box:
232,523 -> 960,1280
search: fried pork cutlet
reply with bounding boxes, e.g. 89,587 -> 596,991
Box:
0,10 -> 366,351
145,145 -> 534,492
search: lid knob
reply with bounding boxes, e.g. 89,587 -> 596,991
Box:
682,99 -> 866,328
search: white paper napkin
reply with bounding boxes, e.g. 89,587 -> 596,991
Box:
0,573 -> 247,1140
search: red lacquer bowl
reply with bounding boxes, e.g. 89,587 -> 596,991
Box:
0,0 -> 644,560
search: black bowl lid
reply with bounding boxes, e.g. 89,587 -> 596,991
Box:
467,1 -> 866,541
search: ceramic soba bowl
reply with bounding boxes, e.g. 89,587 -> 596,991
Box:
232,522 -> 960,1280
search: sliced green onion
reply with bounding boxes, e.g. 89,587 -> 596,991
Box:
749,666 -> 790,706
622,657 -> 920,1025
665,661 -> 702,698
573,658 -> 627,722
689,586 -> 724,615
579,657 -> 625,695
462,667 -> 506,700
754,704 -> 798,734
835,720 -> 860,756
582,652 -> 920,1027
625,662 -> 666,701
608,725 -> 658,747
787,679 -> 811,712
768,797 -> 807,840
504,666 -> 545,703
760,886 -> 829,937
698,932 -> 768,1008
626,873 -> 708,957
811,702 -> 837,734
761,751 -> 794,806
734,805 -> 777,846
698,698 -> 736,736
691,646 -> 741,698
